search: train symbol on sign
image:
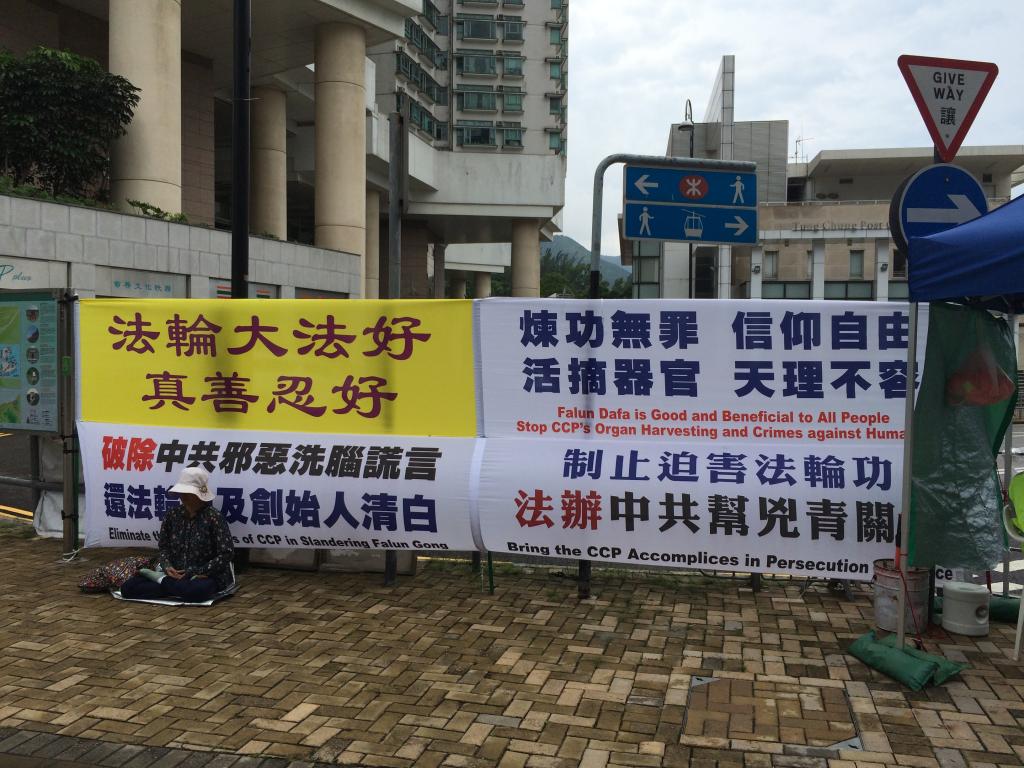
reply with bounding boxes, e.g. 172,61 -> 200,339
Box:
680,175 -> 708,199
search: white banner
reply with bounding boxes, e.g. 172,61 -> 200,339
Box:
78,422 -> 478,552
478,437 -> 902,580
477,299 -> 925,443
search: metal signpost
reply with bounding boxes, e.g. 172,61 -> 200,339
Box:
577,153 -> 756,598
892,55 -> 998,648
622,166 -> 758,246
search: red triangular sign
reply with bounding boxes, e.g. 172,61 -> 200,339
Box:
898,55 -> 998,162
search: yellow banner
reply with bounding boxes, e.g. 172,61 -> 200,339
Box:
79,299 -> 476,436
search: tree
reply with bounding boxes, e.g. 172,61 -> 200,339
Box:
485,250 -> 632,298
0,47 -> 140,198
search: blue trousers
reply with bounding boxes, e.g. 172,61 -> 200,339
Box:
120,574 -> 218,602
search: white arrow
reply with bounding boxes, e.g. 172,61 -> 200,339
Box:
634,174 -> 658,196
907,194 -> 982,225
724,216 -> 749,237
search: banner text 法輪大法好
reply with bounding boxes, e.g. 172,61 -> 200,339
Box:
78,299 -> 476,436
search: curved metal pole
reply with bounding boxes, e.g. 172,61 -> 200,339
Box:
580,153 -> 757,599
589,153 -> 756,299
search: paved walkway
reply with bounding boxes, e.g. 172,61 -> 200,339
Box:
1,534 -> 1022,768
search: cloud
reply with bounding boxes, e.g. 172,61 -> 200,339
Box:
561,1 -> 1024,253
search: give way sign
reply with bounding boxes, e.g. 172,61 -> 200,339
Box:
898,55 -> 998,163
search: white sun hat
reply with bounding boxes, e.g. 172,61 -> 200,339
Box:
169,466 -> 215,503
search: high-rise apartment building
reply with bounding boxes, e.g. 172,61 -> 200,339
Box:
370,0 -> 568,158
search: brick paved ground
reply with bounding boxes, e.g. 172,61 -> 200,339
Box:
0,534 -> 1022,768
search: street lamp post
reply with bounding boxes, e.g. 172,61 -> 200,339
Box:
678,99 -> 695,298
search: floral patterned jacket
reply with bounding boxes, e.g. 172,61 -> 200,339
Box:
157,504 -> 235,590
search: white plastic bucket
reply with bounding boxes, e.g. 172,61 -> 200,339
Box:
873,559 -> 930,633
941,582 -> 990,636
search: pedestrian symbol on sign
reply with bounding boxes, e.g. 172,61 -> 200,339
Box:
638,206 -> 654,236
731,175 -> 746,204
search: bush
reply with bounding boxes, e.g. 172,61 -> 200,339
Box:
0,46 -> 139,198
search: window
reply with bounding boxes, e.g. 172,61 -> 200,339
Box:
502,20 -> 525,41
502,55 -> 524,76
849,249 -> 864,279
548,95 -> 562,115
457,120 -> 496,146
761,282 -> 811,300
405,20 -> 447,68
888,281 -> 909,300
549,25 -> 562,44
763,249 -> 778,279
549,60 -> 562,78
503,0 -> 524,6
423,0 -> 448,33
806,249 -> 814,279
892,248 -> 907,277
458,51 -> 498,75
548,132 -> 562,151
396,52 -> 447,104
632,240 -> 661,299
551,0 -> 562,7
825,281 -> 874,300
503,90 -> 523,112
501,125 -> 523,148
458,88 -> 497,111
458,16 -> 497,40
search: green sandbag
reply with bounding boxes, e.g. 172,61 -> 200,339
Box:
848,632 -> 938,691
877,633 -> 968,685
990,596 -> 1021,622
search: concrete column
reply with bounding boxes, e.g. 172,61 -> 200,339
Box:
364,190 -> 381,298
251,87 -> 288,240
450,271 -> 467,299
189,276 -> 215,298
511,220 -> 540,297
716,245 -> 732,299
661,242 -> 688,299
279,285 -> 296,299
314,23 -> 366,256
874,238 -> 890,302
474,271 -> 492,299
109,0 -> 182,213
749,246 -> 763,299
811,240 -> 826,300
432,244 -> 446,299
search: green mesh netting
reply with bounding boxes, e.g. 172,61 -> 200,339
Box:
908,303 -> 1017,570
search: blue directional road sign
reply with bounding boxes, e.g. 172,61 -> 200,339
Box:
622,165 -> 758,245
890,163 -> 987,254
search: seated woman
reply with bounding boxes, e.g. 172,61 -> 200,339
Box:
121,467 -> 234,603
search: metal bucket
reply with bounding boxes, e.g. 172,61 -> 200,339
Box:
873,558 -> 930,633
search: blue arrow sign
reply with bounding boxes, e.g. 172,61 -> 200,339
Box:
623,202 -> 758,245
623,165 -> 759,245
891,163 -> 987,253
624,166 -> 758,207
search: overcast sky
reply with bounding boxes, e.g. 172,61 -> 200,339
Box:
564,0 -> 1024,253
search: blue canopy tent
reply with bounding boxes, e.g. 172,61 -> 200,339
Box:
891,194 -> 1024,645
910,193 -> 1024,311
